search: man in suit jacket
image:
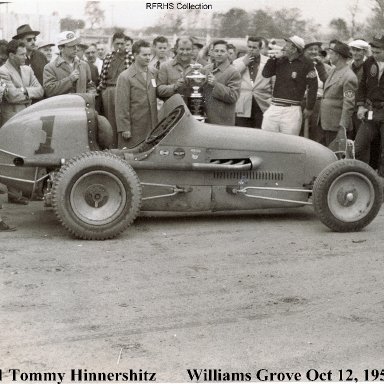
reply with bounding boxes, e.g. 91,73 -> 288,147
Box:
233,36 -> 273,128
202,40 -> 241,126
115,40 -> 158,151
43,31 -> 96,98
0,39 -> 43,205
319,41 -> 357,146
0,39 -> 43,125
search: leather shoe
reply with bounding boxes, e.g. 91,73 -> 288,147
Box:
8,196 -> 29,205
0,221 -> 16,231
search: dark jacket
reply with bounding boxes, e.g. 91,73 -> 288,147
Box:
262,54 -> 318,110
356,56 -> 384,106
26,49 -> 48,86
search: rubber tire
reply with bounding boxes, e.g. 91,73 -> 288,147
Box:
52,152 -> 141,240
313,159 -> 383,232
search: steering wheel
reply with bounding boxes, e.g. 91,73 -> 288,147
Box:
145,106 -> 184,144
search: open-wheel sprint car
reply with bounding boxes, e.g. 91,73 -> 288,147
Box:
0,93 -> 382,240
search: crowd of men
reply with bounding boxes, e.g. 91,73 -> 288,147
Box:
1,22 -> 384,230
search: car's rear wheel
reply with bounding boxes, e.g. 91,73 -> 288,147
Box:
313,159 -> 383,232
52,152 -> 141,240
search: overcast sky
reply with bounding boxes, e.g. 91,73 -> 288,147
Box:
1,0 -> 372,29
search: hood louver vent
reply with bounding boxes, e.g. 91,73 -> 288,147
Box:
213,170 -> 284,180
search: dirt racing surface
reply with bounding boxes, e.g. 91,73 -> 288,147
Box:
1,199 -> 383,382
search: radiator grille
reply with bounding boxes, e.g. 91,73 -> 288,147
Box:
213,171 -> 284,180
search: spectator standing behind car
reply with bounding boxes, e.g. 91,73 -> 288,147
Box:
347,39 -> 370,141
97,32 -> 134,148
0,79 -> 16,228
13,24 -> 48,87
0,40 -> 43,125
84,43 -> 100,86
233,36 -> 273,128
76,43 -> 88,61
0,40 -> 8,66
0,39 -> 43,205
37,41 -> 55,62
157,36 -> 195,103
149,36 -> 169,71
201,40 -> 241,125
43,31 -> 95,98
115,40 -> 157,151
355,34 -> 384,176
302,41 -> 331,142
227,44 -> 237,64
261,35 -> 318,136
318,41 -> 357,146
95,42 -> 105,73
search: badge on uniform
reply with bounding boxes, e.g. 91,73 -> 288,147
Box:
307,70 -> 317,79
151,78 -> 157,87
344,90 -> 355,99
368,110 -> 373,120
370,64 -> 378,77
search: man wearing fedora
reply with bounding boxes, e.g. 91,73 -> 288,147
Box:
13,24 -> 48,87
356,34 -> 384,175
261,35 -> 318,136
318,41 -> 357,146
43,31 -> 95,98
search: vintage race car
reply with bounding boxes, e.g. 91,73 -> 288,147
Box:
0,93 -> 382,240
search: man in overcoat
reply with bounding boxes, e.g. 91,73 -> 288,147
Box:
43,31 -> 95,97
115,40 -> 157,151
318,41 -> 357,146
202,40 -> 241,125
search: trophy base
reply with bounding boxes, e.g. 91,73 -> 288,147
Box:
192,115 -> 206,122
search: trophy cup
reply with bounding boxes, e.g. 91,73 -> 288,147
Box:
186,63 -> 206,122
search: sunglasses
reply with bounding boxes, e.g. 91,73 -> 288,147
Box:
26,37 -> 37,42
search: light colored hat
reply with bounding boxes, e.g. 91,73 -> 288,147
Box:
285,35 -> 305,51
348,39 -> 369,50
37,40 -> 55,49
57,31 -> 80,47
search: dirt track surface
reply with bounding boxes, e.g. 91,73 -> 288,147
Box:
1,199 -> 383,382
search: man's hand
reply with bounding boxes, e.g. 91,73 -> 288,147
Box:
242,53 -> 254,66
122,131 -> 131,140
174,77 -> 185,92
357,106 -> 368,120
207,73 -> 216,87
303,108 -> 313,119
69,69 -> 80,82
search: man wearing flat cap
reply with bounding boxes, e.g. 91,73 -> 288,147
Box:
13,24 -> 48,87
348,39 -> 370,140
43,31 -> 95,97
355,34 -> 384,175
261,35 -> 318,136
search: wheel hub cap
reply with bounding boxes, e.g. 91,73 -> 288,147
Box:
337,188 -> 357,206
84,184 -> 108,208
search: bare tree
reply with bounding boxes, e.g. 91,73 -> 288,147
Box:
349,0 -> 359,37
85,1 -> 105,29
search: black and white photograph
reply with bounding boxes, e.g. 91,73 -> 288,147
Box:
1,0 -> 384,382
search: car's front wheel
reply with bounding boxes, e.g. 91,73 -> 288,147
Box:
313,159 -> 383,232
52,152 -> 141,240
